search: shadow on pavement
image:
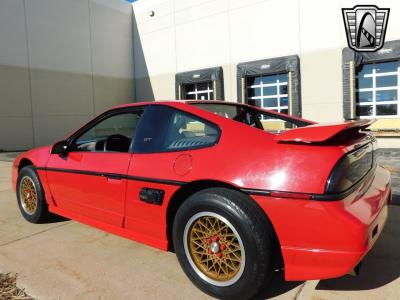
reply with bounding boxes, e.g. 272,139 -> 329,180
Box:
254,270 -> 304,299
316,204 -> 400,291
44,214 -> 70,224
391,193 -> 400,206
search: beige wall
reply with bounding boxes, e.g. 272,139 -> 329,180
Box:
132,0 -> 400,148
300,49 -> 344,123
0,0 -> 134,150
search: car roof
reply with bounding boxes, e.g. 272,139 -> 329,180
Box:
111,100 -> 228,110
110,100 -> 315,125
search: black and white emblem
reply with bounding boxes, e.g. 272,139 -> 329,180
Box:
342,5 -> 390,52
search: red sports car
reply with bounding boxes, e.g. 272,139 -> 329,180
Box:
13,101 -> 390,299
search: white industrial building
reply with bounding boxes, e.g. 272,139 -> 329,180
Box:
1,0 -> 400,150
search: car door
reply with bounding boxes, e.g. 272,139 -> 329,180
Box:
123,105 -> 220,245
46,108 -> 143,227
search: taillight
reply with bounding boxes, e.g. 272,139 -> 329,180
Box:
325,143 -> 374,193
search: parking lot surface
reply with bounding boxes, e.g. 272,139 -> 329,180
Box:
0,161 -> 399,300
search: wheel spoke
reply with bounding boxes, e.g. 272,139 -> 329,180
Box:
215,224 -> 228,235
191,229 -> 204,240
217,260 -> 228,276
226,251 -> 241,262
192,240 -> 205,250
224,259 -> 238,272
192,228 -> 208,236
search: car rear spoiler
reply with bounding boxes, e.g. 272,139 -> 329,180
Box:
274,119 -> 375,143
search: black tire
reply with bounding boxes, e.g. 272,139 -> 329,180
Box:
16,166 -> 51,223
173,187 -> 274,299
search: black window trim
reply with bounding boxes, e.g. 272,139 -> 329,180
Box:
175,66 -> 224,100
236,55 -> 302,117
132,104 -> 222,154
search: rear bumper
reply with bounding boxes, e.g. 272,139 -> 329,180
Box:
253,165 -> 391,281
281,201 -> 388,280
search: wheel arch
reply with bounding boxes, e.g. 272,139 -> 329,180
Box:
166,179 -> 284,268
18,158 -> 34,172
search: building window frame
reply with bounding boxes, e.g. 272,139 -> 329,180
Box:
237,55 -> 301,117
175,67 -> 224,100
343,39 -> 400,120
183,81 -> 214,100
356,61 -> 400,118
246,73 -> 289,118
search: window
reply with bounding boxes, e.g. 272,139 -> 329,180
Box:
175,67 -> 224,100
237,56 -> 301,116
71,112 -> 143,152
133,105 -> 219,153
190,103 -> 310,133
356,61 -> 399,118
246,73 -> 289,117
183,82 -> 214,100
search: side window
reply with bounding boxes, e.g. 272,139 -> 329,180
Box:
133,106 -> 219,153
72,111 -> 143,153
246,107 -> 301,133
256,111 -> 298,133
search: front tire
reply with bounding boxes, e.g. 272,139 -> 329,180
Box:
17,166 -> 51,223
173,188 -> 274,299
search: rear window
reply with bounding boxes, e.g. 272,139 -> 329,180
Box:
190,103 -> 310,133
133,105 -> 220,153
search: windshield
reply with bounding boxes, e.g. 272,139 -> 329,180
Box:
190,103 -> 311,133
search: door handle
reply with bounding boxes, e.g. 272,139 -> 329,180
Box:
104,174 -> 123,180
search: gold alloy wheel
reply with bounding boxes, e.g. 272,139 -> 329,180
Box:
19,176 -> 38,215
184,212 -> 245,286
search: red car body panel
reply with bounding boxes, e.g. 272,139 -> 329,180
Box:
13,146 -> 53,204
254,165 -> 390,280
45,152 -> 131,227
12,101 -> 391,281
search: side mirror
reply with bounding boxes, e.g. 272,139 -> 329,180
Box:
51,140 -> 69,155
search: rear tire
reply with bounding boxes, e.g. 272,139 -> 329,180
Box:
173,187 -> 274,299
17,166 -> 51,223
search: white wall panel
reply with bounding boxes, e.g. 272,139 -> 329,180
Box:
176,12 -> 229,71
299,0 -> 345,52
174,0 -> 216,13
174,0 -> 228,25
134,27 -> 176,78
133,0 -> 174,24
229,0 -> 300,63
